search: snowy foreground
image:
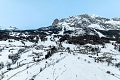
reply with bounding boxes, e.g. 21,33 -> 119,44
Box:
0,35 -> 120,80
4,53 -> 120,80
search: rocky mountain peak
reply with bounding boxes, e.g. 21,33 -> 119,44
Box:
52,18 -> 59,26
52,14 -> 120,30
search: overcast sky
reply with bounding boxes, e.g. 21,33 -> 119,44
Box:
0,0 -> 120,29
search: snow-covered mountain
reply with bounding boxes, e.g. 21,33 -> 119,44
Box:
55,14 -> 120,30
37,14 -> 120,38
5,26 -> 19,31
0,26 -> 19,31
0,26 -> 5,30
0,14 -> 120,80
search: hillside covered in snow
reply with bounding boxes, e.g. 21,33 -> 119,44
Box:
0,14 -> 120,80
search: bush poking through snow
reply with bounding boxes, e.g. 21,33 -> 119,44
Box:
0,74 -> 4,80
115,62 -> 120,68
78,57 -> 80,59
88,61 -> 91,64
0,62 -> 4,70
45,51 -> 51,59
39,68 -> 42,72
45,46 -> 57,59
56,59 -> 60,63
18,48 -> 26,54
106,56 -> 113,66
84,59 -> 86,61
6,61 -> 12,70
8,53 -> 20,64
66,47 -> 71,53
106,71 -> 110,74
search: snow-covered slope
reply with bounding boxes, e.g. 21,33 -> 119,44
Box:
2,53 -> 120,80
0,34 -> 120,80
0,14 -> 120,80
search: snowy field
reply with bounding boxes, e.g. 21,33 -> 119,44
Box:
0,35 -> 120,80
